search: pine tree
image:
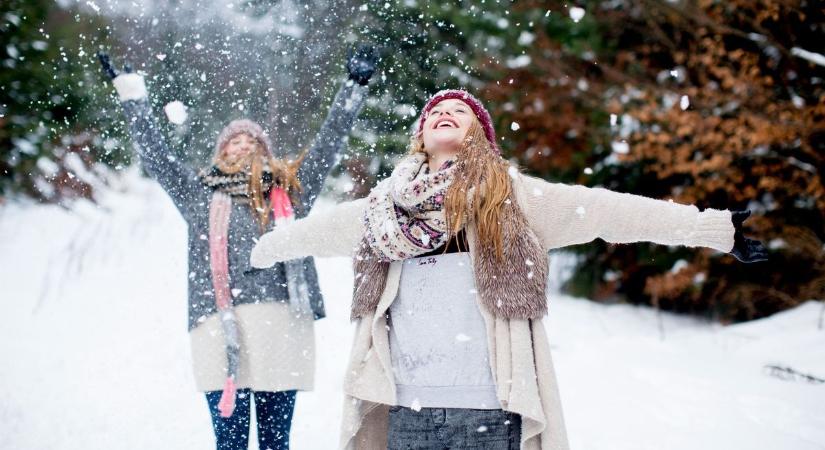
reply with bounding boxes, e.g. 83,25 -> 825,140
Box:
0,0 -> 127,201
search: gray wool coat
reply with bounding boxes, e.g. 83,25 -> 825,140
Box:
120,80 -> 368,330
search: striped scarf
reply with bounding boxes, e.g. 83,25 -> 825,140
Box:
198,165 -> 275,199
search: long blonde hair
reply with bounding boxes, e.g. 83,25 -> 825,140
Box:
409,120 -> 513,259
213,140 -> 304,232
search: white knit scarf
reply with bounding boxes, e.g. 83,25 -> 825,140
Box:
363,153 -> 457,261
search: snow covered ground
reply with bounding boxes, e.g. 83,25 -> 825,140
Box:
1,170 -> 823,450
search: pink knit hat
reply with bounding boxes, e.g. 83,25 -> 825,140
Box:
215,119 -> 273,156
416,89 -> 499,153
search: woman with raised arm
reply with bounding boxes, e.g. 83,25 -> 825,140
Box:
250,89 -> 767,450
99,47 -> 377,450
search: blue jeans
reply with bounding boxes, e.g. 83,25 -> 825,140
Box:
205,389 -> 296,450
387,406 -> 521,449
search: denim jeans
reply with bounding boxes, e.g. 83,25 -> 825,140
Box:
387,406 -> 521,449
205,389 -> 296,450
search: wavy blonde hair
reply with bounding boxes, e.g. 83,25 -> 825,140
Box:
213,138 -> 304,232
409,119 -> 513,259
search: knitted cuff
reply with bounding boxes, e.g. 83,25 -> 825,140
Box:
112,73 -> 148,101
690,208 -> 735,253
250,230 -> 281,268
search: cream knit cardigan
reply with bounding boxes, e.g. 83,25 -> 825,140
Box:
250,173 -> 735,450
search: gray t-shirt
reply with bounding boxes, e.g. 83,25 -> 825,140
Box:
389,252 -> 500,410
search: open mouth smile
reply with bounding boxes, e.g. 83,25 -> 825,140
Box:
432,117 -> 459,129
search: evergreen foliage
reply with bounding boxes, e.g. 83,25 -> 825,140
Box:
2,0 -> 821,320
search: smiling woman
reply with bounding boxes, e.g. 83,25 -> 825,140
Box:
98,46 -> 377,450
250,89 -> 766,450
222,133 -> 261,163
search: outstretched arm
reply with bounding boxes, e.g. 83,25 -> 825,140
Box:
99,53 -> 203,218
250,198 -> 367,268
519,174 -> 737,253
295,45 -> 378,217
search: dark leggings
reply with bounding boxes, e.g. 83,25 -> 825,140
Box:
205,389 -> 297,450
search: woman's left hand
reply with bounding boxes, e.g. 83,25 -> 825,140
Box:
346,44 -> 379,86
730,210 -> 768,263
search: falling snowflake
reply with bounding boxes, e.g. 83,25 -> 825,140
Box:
611,141 -> 630,154
569,6 -> 585,23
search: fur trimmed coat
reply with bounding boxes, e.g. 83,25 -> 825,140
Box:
250,172 -> 735,449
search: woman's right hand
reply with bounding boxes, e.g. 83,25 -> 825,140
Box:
97,51 -> 147,101
97,51 -> 134,79
250,198 -> 369,268
97,52 -> 118,79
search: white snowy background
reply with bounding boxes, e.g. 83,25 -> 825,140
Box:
1,170 -> 824,450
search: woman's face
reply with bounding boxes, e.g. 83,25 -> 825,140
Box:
222,132 -> 259,163
421,99 -> 477,155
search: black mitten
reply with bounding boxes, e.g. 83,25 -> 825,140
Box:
97,51 -> 133,79
730,210 -> 768,263
346,44 -> 379,86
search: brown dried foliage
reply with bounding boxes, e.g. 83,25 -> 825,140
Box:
489,0 -> 824,320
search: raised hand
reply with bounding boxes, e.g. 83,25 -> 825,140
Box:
730,210 -> 768,263
346,44 -> 379,86
98,51 -> 145,101
97,52 -> 118,79
97,51 -> 133,80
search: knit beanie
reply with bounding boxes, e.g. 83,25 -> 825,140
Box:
416,89 -> 499,153
215,119 -> 273,156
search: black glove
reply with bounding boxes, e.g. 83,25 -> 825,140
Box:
345,44 -> 378,86
730,210 -> 768,263
97,51 -> 133,80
